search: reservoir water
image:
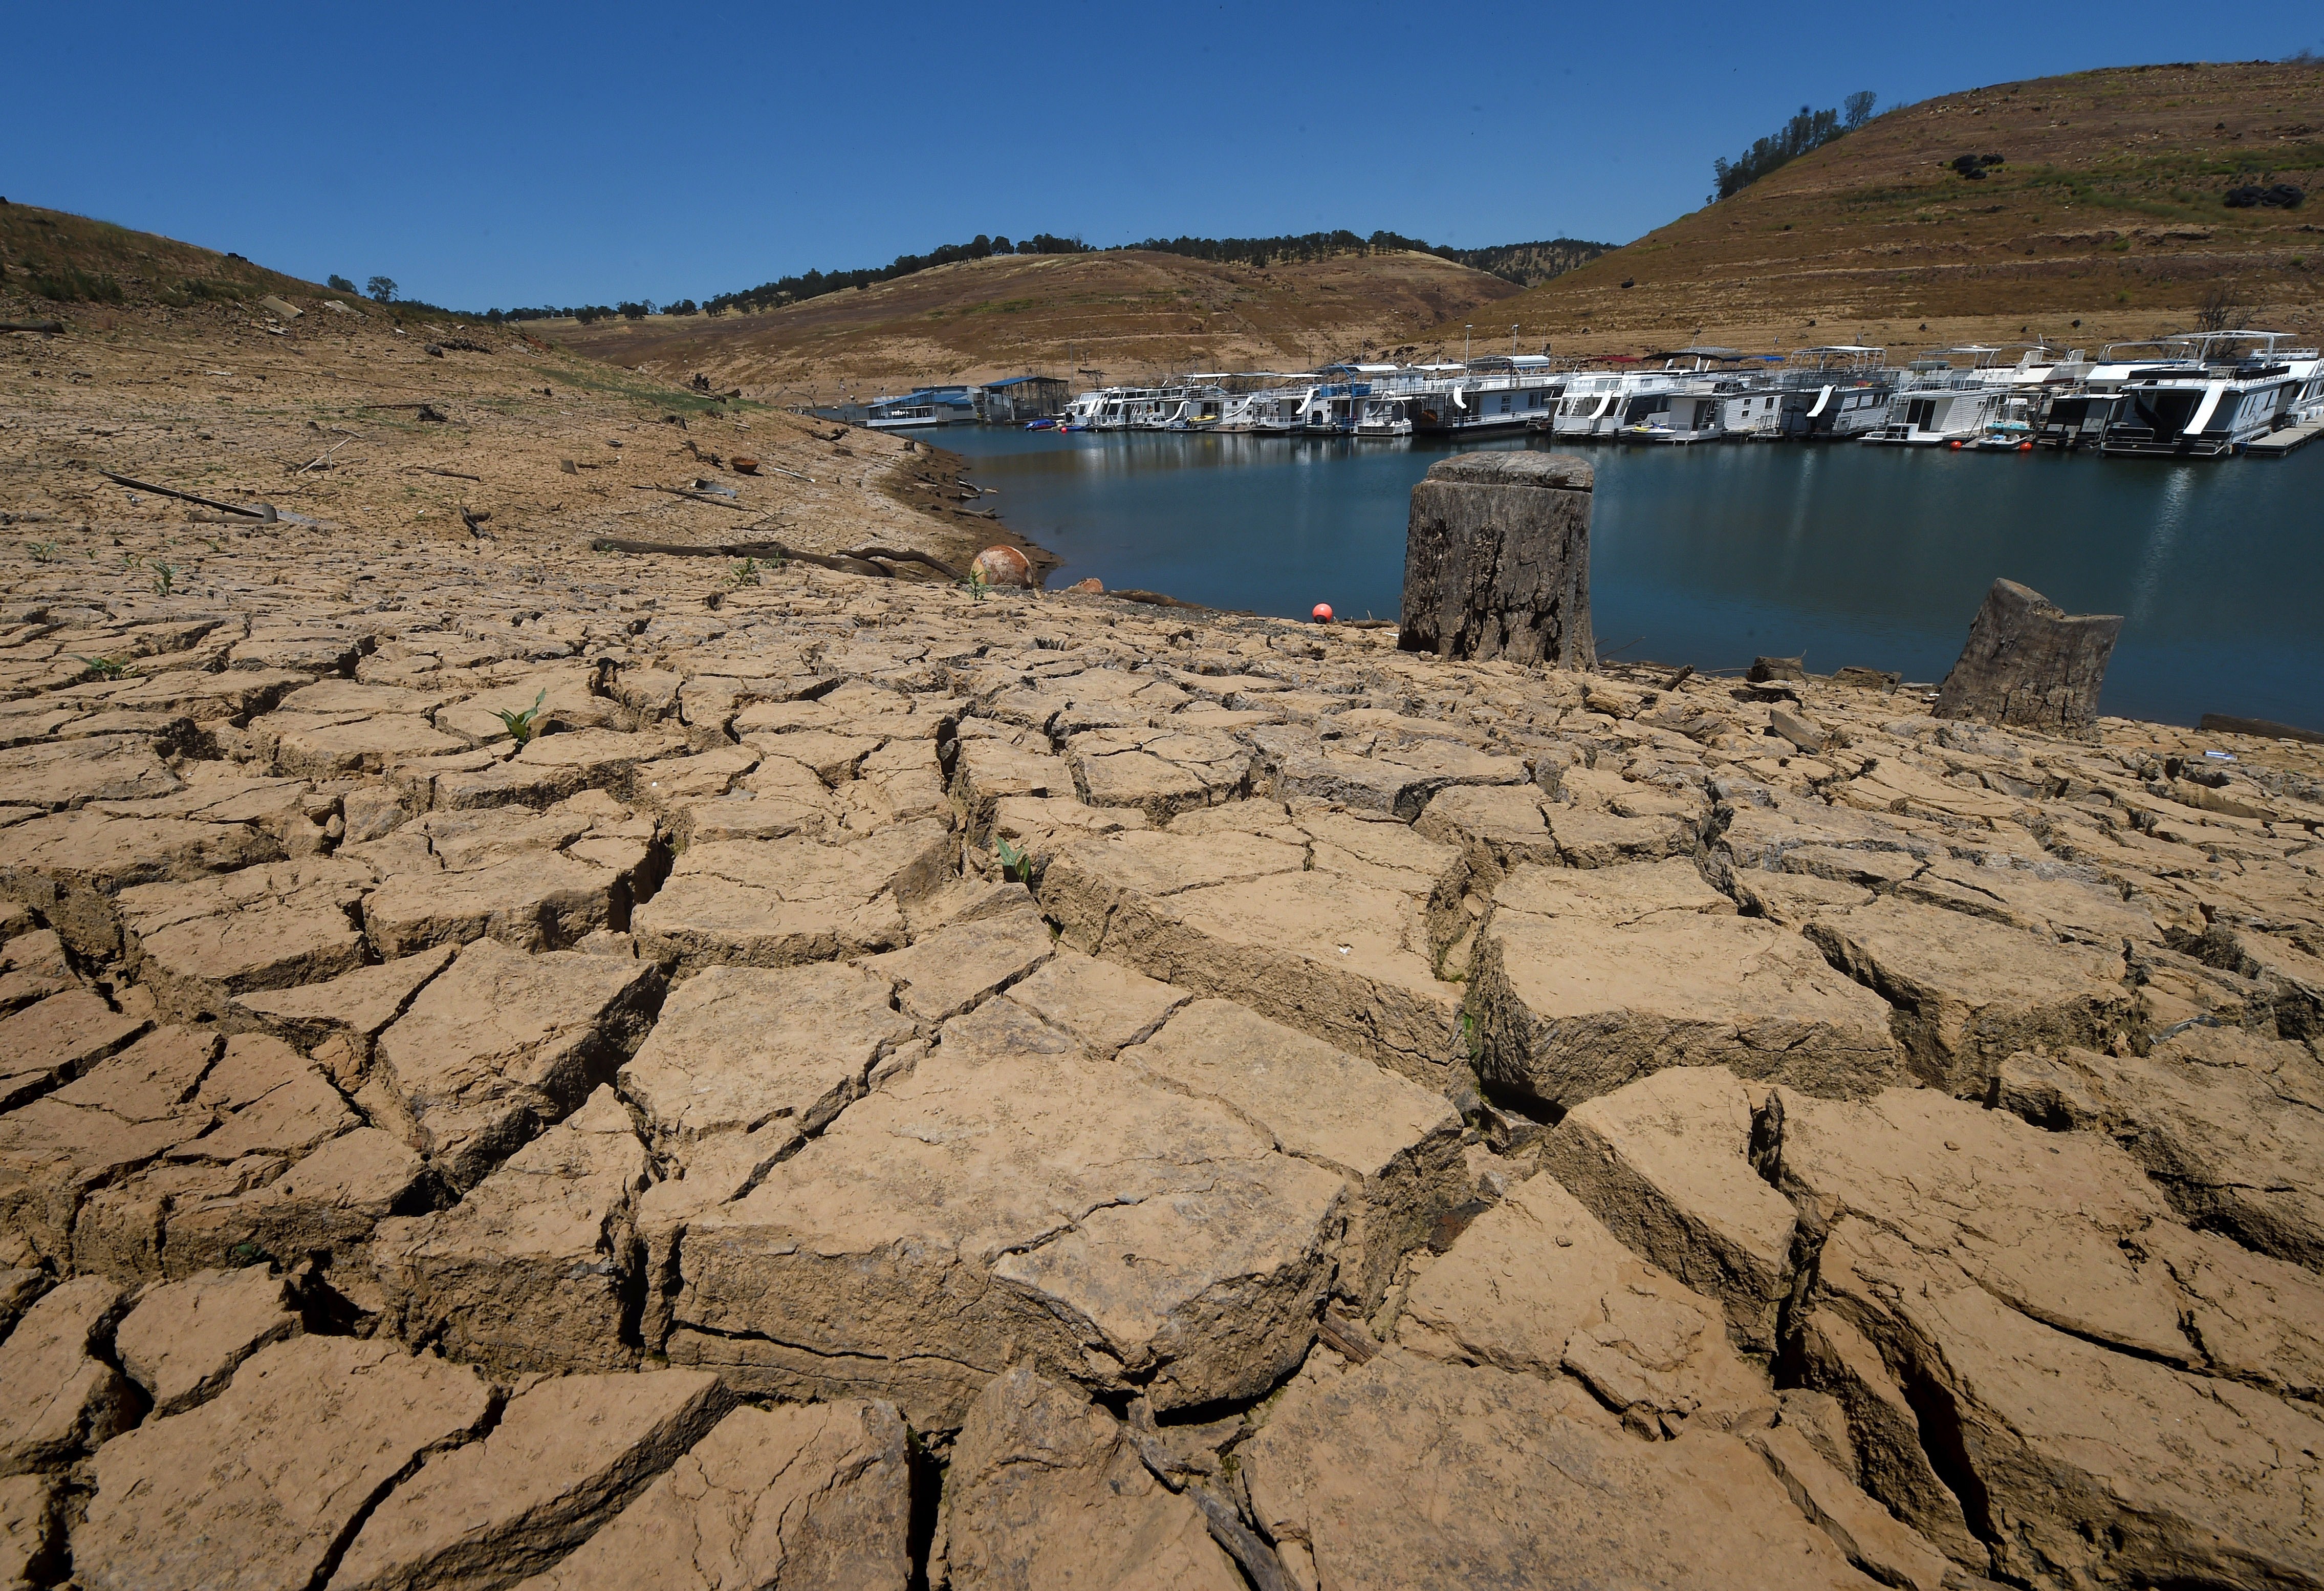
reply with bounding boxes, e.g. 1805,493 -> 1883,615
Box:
939,427 -> 2324,732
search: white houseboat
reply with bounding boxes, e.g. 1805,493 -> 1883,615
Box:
1617,379 -> 1734,443
2101,332 -> 2312,457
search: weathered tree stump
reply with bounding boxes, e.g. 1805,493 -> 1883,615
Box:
1934,578 -> 2122,736
1399,453 -> 1594,667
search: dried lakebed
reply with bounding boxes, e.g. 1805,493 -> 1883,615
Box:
2,531 -> 2323,1590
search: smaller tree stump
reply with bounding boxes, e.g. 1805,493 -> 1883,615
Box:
1934,579 -> 2123,736
1399,453 -> 1594,667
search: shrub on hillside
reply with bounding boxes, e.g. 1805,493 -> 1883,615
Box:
160,277 -> 247,307
2224,183 -> 2305,209
28,264 -> 124,304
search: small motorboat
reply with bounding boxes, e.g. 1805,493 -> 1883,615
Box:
1971,395 -> 2037,450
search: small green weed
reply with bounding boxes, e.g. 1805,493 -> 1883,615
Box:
151,562 -> 176,597
994,835 -> 1032,885
74,654 -> 131,680
961,566 -> 991,603
24,542 -> 57,562
729,557 -> 762,587
492,688 -> 549,747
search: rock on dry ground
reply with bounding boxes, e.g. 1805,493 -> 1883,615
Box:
3,311 -> 2322,1585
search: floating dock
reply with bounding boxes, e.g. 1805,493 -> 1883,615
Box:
2248,418 -> 2324,457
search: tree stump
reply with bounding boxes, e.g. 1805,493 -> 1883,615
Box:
1934,579 -> 2122,736
1399,453 -> 1594,667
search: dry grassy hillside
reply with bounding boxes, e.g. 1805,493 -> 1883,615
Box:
0,202 -> 484,331
0,204 -> 1028,580
535,249 -> 1524,403
1461,61 -> 2324,356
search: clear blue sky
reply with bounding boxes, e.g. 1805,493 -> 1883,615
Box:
8,3 -> 2315,311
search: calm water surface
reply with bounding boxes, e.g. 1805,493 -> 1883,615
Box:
939,427 -> 2324,729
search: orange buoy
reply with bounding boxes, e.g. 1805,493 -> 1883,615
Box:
1312,603 -> 1334,622
971,545 -> 1032,588
2019,441 -> 2033,451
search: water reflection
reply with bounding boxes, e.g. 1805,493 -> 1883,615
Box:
941,427 -> 2323,728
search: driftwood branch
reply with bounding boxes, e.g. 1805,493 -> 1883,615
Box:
293,437 -> 355,476
1110,588 -> 1220,613
1123,1402 -> 1297,1591
99,470 -> 274,521
403,465 -> 483,482
632,484 -> 751,511
1317,1306 -> 1380,1364
2,321 -> 64,335
592,535 -> 963,582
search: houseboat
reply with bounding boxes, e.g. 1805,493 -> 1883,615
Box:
1772,348 -> 1894,439
1617,379 -> 1734,443
1547,372 -> 1626,438
1868,348 -> 2041,445
2100,332 -> 2311,458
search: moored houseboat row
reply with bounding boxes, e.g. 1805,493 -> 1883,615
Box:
1018,328 -> 2322,458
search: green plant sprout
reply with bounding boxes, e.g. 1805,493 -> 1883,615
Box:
74,655 -> 131,680
994,835 -> 1032,885
25,542 -> 58,562
729,557 -> 762,587
961,565 -> 991,603
492,688 -> 548,746
151,562 -> 175,597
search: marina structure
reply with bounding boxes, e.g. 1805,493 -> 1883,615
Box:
864,385 -> 979,428
1004,327 -> 2321,459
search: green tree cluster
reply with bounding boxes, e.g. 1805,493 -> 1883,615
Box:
1711,92 -> 1876,201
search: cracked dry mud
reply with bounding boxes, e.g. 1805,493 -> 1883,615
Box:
7,320 -> 2324,1591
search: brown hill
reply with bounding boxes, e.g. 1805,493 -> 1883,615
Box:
1456,61 -> 2324,357
532,248 -> 1524,404
0,202 -> 1024,578
0,201 -> 480,330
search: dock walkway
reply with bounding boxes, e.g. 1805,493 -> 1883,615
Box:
2249,417 -> 2324,457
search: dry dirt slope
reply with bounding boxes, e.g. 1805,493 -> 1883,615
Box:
535,247 -> 1524,403
0,201 -> 1031,579
1459,60 -> 2324,355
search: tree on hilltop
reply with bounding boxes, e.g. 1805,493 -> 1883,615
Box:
1710,93 -> 1876,202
